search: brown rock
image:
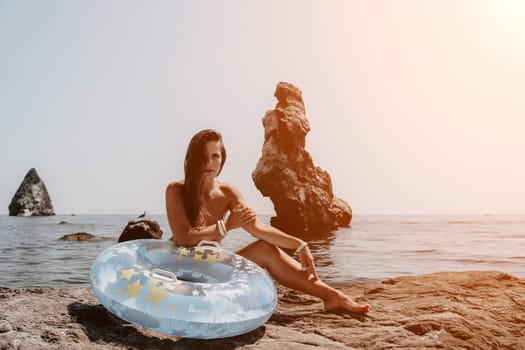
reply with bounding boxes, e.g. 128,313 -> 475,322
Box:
118,220 -> 163,242
1,271 -> 524,349
252,82 -> 352,235
59,232 -> 109,241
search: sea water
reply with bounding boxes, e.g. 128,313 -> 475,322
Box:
0,214 -> 524,288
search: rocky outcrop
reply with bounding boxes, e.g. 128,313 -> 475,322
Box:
118,220 -> 163,242
252,82 -> 352,235
59,233 -> 110,241
1,271 -> 524,349
8,168 -> 55,216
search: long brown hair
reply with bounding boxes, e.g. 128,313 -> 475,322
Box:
183,129 -> 227,226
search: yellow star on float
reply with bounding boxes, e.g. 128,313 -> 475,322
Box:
146,284 -> 169,307
117,288 -> 123,296
205,252 -> 219,265
176,255 -> 183,262
170,304 -> 176,311
192,250 -> 204,263
120,268 -> 138,281
126,280 -> 145,299
177,247 -> 190,256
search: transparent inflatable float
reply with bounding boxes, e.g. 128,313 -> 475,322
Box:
90,239 -> 277,339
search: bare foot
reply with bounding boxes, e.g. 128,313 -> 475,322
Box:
324,293 -> 370,314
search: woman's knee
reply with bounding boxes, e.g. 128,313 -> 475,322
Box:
253,240 -> 280,256
242,240 -> 280,267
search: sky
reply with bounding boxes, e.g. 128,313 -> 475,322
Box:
1,0 -> 525,216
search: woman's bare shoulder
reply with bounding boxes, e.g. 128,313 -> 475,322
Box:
217,181 -> 238,193
166,180 -> 184,194
217,181 -> 244,203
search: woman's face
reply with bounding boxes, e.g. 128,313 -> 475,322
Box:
203,141 -> 223,178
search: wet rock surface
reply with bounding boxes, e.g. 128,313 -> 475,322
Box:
252,82 -> 352,235
8,168 -> 55,216
1,271 -> 524,349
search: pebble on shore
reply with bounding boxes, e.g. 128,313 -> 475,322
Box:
1,271 -> 524,349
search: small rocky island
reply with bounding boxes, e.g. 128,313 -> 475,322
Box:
8,168 -> 55,216
252,82 -> 352,235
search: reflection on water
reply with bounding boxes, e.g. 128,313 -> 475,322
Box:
304,232 -> 338,275
1,215 -> 525,288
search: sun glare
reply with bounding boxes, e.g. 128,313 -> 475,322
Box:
479,1 -> 525,45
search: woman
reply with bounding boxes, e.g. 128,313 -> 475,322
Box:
166,129 -> 369,314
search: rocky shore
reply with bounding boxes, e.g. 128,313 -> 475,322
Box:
1,271 -> 524,350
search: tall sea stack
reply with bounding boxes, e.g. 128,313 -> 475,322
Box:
9,168 -> 55,216
252,82 -> 352,235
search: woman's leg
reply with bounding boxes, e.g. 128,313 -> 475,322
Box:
236,240 -> 369,314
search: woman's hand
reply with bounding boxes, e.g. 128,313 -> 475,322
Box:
226,204 -> 257,230
298,246 -> 319,280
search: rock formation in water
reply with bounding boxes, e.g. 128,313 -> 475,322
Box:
59,232 -> 110,241
8,168 -> 55,216
118,220 -> 163,242
252,82 -> 352,235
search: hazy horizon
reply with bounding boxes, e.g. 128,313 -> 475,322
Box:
2,1 -> 525,216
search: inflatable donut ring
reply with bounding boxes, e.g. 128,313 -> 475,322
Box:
90,239 -> 277,339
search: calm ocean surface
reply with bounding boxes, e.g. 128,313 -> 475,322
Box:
1,214 -> 524,288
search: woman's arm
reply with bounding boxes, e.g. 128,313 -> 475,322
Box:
244,219 -> 305,249
225,184 -> 304,249
225,183 -> 318,278
165,183 -> 223,246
